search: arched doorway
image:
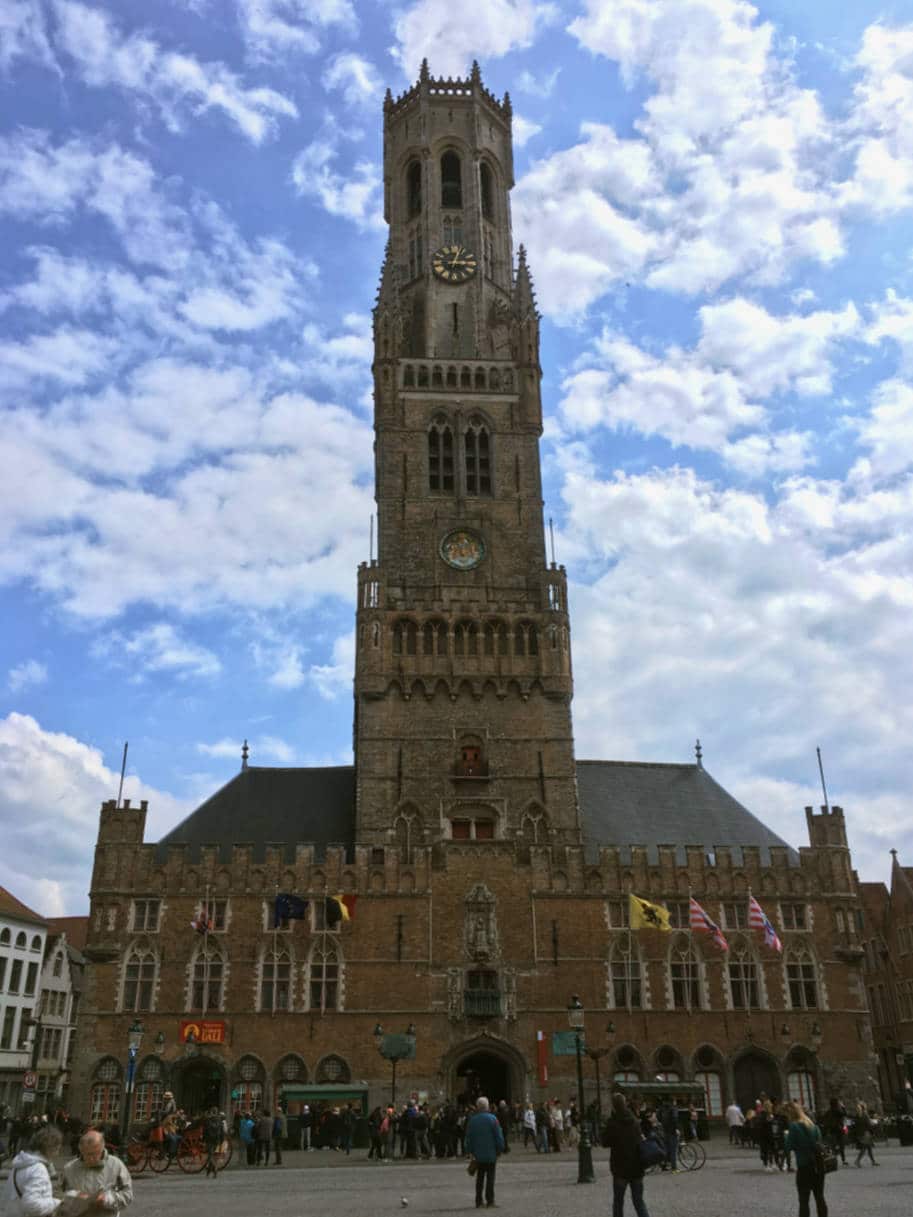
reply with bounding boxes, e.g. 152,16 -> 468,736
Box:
733,1051 -> 781,1111
456,1052 -> 511,1105
175,1057 -> 226,1117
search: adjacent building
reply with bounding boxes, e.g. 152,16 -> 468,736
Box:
859,856 -> 913,1106
72,63 -> 880,1128
0,887 -> 47,1113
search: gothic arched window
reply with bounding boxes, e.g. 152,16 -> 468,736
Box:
480,163 -> 494,220
122,945 -> 157,1012
442,215 -> 463,246
608,941 -> 642,1009
786,946 -> 819,1009
90,1058 -> 122,1124
429,417 -> 454,492
393,619 -> 417,655
260,945 -> 292,1012
308,939 -> 341,1012
316,1054 -> 351,1084
407,160 -> 422,217
132,1057 -> 164,1122
727,938 -> 761,1009
191,940 -> 225,1012
441,151 -> 462,208
669,935 -> 701,1009
464,417 -> 491,495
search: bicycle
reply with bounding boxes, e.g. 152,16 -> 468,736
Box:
177,1125 -> 233,1173
646,1139 -> 706,1173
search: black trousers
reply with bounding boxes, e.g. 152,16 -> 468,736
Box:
475,1161 -> 496,1207
796,1164 -> 827,1217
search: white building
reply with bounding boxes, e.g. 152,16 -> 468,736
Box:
0,888 -> 47,1114
38,920 -> 87,1114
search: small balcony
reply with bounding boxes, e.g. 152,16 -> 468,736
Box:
464,990 -> 502,1018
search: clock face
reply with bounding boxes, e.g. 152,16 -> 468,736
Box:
432,244 -> 478,283
440,529 -> 486,571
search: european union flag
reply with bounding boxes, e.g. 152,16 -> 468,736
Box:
274,893 -> 308,928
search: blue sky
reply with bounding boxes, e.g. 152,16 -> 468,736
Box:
2,0 -> 912,915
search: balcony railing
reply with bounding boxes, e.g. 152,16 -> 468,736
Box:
464,990 -> 501,1018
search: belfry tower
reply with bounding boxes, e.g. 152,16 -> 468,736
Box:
354,62 -> 579,851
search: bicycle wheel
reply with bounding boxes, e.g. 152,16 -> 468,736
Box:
147,1143 -> 172,1173
177,1135 -> 206,1174
214,1139 -> 233,1172
684,1141 -> 706,1171
677,1142 -> 699,1172
125,1137 -> 148,1175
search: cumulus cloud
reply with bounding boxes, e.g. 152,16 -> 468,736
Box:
235,0 -> 357,62
391,0 -> 557,79
93,623 -> 222,680
0,1 -> 56,70
291,133 -> 383,229
322,52 -> 382,107
52,0 -> 297,143
7,660 -> 48,693
0,712 -> 188,914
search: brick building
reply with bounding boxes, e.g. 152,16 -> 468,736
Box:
73,63 -> 879,1128
859,856 -> 913,1107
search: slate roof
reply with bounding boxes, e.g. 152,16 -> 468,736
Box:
153,759 -> 797,866
156,766 -> 356,862
576,760 -> 799,866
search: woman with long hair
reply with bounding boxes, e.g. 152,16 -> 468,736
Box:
784,1100 -> 828,1217
852,1102 -> 879,1168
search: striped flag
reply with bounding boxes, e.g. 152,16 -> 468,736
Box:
190,908 -> 213,935
689,897 -> 729,951
748,895 -> 783,952
325,894 -> 356,926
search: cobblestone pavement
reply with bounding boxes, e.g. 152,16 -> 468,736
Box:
117,1142 -> 913,1217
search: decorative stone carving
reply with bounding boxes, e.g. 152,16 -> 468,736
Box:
464,882 -> 499,962
447,967 -> 463,1020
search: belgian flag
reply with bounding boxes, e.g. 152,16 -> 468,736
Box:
325,894 -> 357,927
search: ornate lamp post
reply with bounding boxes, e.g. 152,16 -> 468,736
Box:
568,996 -> 594,1183
121,1019 -> 144,1144
374,1022 -> 417,1107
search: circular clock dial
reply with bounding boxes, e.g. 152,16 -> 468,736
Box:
440,529 -> 486,570
432,244 -> 478,283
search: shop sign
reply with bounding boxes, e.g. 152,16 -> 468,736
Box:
180,1019 -> 226,1044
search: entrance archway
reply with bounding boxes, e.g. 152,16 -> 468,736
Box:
457,1052 -> 511,1105
444,1037 -> 528,1106
733,1051 -> 781,1111
174,1057 -> 226,1117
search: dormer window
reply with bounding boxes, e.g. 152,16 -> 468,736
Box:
441,151 -> 462,208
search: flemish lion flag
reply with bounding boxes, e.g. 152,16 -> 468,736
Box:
628,893 -> 672,932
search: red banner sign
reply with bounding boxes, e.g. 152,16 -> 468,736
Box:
180,1019 -> 226,1045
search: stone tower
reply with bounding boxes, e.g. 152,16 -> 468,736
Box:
354,62 -> 579,851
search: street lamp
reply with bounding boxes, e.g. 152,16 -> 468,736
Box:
568,997 -> 595,1183
374,1022 -> 417,1107
584,1020 -> 616,1136
121,1019 -> 144,1144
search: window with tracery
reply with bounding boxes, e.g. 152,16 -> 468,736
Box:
786,947 -> 819,1009
191,941 -> 224,1011
728,941 -> 761,1009
393,620 -> 418,655
122,946 -> 157,1012
90,1059 -> 121,1124
670,936 -> 701,1009
608,942 -> 642,1008
464,417 -> 491,495
441,151 -> 462,208
429,418 -> 454,492
132,1057 -> 164,1122
316,1054 -> 350,1083
261,947 -> 292,1012
308,940 -> 340,1012
442,215 -> 463,246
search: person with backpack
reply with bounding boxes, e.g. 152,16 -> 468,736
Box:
2,1124 -> 63,1216
784,1100 -> 828,1217
202,1108 -> 226,1178
272,1107 -> 287,1166
603,1093 -> 651,1217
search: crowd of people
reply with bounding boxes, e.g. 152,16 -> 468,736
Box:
724,1094 -> 882,1171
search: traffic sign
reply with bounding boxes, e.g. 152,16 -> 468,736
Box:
21,1091 -> 35,1104
23,1071 -> 37,1090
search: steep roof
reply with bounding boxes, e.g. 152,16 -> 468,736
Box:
0,886 -> 47,928
46,916 -> 89,952
155,765 -> 356,862
152,759 -> 796,865
576,760 -> 799,865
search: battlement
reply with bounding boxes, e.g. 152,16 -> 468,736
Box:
805,803 -> 848,849
384,60 -> 511,124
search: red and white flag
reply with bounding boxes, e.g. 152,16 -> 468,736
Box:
689,897 -> 729,951
748,895 -> 782,952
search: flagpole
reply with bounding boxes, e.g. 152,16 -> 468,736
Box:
202,883 -> 210,1017
686,887 -> 693,1013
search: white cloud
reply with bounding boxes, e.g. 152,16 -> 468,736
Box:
53,0 -> 298,143
0,1 -> 56,70
309,631 -> 354,700
851,379 -> 913,482
8,660 -> 48,693
94,623 -> 222,680
516,67 -> 560,98
291,134 -> 383,229
0,712 -> 187,914
268,646 -> 307,689
235,0 -> 356,63
390,0 -> 557,79
512,115 -> 542,148
322,52 -> 381,107
0,327 -> 118,392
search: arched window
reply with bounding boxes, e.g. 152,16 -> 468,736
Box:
480,163 -> 494,220
442,215 -> 463,246
407,160 -> 422,217
0,929 -> 9,945
316,1054 -> 351,1084
613,1044 -> 641,1081
429,417 -> 454,492
232,1055 -> 265,1117
90,1058 -> 122,1124
132,1057 -> 164,1122
670,935 -> 701,1009
15,932 -> 26,949
464,417 -> 491,495
695,1071 -> 723,1116
454,622 -> 478,656
308,939 -> 341,1012
520,810 -> 548,844
728,939 -> 761,1009
191,940 -> 224,1012
394,810 -> 422,862
787,1069 -> 816,1109
30,935 -> 41,952
393,620 -> 417,656
260,946 -> 292,1012
608,941 -> 642,1009
122,946 -> 157,1012
441,151 -> 462,208
278,1054 -> 307,1084
52,954 -> 63,978
786,947 -> 819,1009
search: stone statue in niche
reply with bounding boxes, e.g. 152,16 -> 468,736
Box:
464,882 -> 498,962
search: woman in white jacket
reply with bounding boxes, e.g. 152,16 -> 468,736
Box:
1,1124 -> 63,1216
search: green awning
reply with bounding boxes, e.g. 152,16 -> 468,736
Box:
612,1081 -> 704,1095
279,1083 -> 368,1103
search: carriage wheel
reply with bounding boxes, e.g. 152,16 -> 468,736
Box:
177,1134 -> 206,1173
147,1142 -> 172,1173
213,1139 -> 234,1172
125,1137 -> 148,1175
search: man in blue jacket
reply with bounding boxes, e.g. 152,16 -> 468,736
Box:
465,1097 -> 505,1208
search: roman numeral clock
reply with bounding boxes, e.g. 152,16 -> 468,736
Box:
431,243 -> 478,283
